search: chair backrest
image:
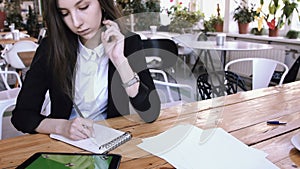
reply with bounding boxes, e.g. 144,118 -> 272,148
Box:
142,39 -> 178,69
225,58 -> 289,90
142,39 -> 195,104
3,40 -> 38,69
149,69 -> 194,103
197,71 -> 247,100
0,69 -> 23,139
283,55 -> 300,83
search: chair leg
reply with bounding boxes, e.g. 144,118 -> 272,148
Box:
14,70 -> 22,88
191,50 -> 204,74
191,56 -> 200,73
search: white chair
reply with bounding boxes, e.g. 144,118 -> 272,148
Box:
1,40 -> 38,84
0,70 -> 22,139
225,58 -> 289,90
0,74 -> 51,139
150,69 -> 194,108
2,40 -> 38,69
142,39 -> 194,106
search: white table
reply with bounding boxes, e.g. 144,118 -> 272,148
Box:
179,41 -> 273,70
135,31 -> 180,40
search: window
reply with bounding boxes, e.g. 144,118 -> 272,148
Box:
160,0 -> 299,33
291,10 -> 300,31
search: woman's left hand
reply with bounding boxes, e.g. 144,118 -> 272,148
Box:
101,20 -> 126,67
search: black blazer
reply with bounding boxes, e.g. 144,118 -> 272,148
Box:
11,33 -> 161,134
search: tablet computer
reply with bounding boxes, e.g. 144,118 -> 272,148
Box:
16,152 -> 121,169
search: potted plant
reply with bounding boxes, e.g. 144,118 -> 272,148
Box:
164,2 -> 204,33
250,27 -> 266,35
211,15 -> 224,32
233,0 -> 257,34
286,30 -> 300,39
256,0 -> 300,37
204,15 -> 223,32
4,0 -> 25,30
116,0 -> 161,31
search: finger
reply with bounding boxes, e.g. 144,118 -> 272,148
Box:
81,120 -> 95,138
102,29 -> 123,43
81,126 -> 93,138
70,129 -> 88,140
103,20 -> 119,30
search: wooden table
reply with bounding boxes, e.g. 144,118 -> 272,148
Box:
0,30 -> 28,36
0,37 -> 38,45
1,81 -> 300,168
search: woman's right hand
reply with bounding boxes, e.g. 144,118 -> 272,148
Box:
63,117 -> 95,140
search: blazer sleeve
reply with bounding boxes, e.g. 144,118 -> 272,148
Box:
11,38 -> 53,134
125,33 -> 161,122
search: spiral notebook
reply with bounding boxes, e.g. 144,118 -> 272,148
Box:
50,124 -> 131,154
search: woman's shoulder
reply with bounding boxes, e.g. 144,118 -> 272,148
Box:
30,37 -> 50,65
37,37 -> 50,50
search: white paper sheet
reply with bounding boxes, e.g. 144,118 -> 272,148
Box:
138,124 -> 279,169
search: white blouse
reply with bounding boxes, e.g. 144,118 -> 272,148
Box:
71,40 -> 109,121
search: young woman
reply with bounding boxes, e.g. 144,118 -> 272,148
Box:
11,0 -> 160,140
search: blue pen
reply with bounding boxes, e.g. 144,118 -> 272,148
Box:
267,121 -> 287,125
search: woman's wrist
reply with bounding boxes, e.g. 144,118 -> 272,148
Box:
112,56 -> 127,69
36,118 -> 68,135
115,58 -> 135,83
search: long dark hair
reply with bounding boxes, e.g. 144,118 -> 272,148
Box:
44,0 -> 125,98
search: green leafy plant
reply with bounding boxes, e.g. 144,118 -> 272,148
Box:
4,0 -> 25,30
250,27 -> 266,35
257,0 -> 300,30
210,15 -> 224,25
233,0 -> 257,23
286,30 -> 300,39
164,3 -> 204,33
116,0 -> 161,31
204,15 -> 223,32
26,6 -> 40,37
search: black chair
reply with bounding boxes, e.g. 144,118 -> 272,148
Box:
142,39 -> 178,70
197,71 -> 247,100
142,39 -> 193,104
271,55 -> 300,84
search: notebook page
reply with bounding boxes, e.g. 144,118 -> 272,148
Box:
50,123 -> 124,153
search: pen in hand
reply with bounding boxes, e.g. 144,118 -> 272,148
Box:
73,103 -> 98,146
267,120 -> 287,125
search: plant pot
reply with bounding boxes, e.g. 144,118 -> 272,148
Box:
269,28 -> 279,37
214,23 -> 223,32
0,11 -> 5,31
238,22 -> 249,34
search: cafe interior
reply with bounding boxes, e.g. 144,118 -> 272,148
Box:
0,0 -> 300,168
